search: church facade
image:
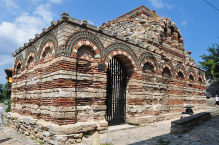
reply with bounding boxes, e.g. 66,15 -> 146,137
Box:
9,6 -> 206,144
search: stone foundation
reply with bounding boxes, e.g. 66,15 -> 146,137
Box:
5,112 -> 107,145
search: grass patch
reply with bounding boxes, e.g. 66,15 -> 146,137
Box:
84,134 -> 89,138
101,143 -> 113,145
39,141 -> 45,144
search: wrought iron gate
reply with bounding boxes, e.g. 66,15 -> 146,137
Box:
106,56 -> 127,125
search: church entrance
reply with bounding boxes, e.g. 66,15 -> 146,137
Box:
106,56 -> 127,125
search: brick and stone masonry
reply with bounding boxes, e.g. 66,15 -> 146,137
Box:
8,6 -> 206,144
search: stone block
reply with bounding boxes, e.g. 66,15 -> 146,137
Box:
126,116 -> 156,125
50,121 -> 97,135
65,112 -> 75,118
97,120 -> 108,131
50,112 -> 65,118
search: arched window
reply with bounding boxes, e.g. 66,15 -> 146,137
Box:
41,47 -> 52,62
77,45 -> 94,60
16,63 -> 21,74
142,62 -> 154,73
189,75 -> 194,81
199,77 -> 203,83
26,56 -> 35,69
77,45 -> 94,73
177,71 -> 184,79
162,67 -> 171,78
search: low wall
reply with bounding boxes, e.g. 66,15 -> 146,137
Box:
3,112 -> 107,145
171,112 -> 211,134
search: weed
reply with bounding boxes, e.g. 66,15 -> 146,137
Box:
84,134 -> 89,138
39,141 -> 45,144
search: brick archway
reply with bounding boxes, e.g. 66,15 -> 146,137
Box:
72,40 -> 101,61
105,50 -> 137,71
140,58 -> 158,74
63,31 -> 104,59
25,51 -> 36,69
39,41 -> 55,63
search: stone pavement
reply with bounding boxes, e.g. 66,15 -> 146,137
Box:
0,126 -> 43,145
0,103 -> 219,145
0,103 -> 44,145
81,107 -> 219,145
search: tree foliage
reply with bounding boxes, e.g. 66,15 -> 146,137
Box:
199,44 -> 219,84
0,82 -> 9,102
0,83 -> 3,93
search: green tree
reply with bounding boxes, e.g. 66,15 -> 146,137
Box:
0,83 -> 3,93
199,44 -> 219,84
0,83 -> 4,100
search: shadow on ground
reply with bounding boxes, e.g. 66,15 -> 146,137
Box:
129,115 -> 219,145
0,138 -> 12,144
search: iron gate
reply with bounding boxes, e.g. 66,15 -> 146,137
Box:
106,56 -> 127,125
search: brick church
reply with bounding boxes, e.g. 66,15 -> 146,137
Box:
9,6 -> 206,144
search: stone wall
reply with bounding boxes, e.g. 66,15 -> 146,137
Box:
171,112 -> 211,134
5,112 -> 107,144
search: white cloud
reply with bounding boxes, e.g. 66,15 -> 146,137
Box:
149,0 -> 173,9
0,0 -> 60,83
49,0 -> 62,4
182,20 -> 187,26
30,0 -> 62,4
0,3 -> 53,49
0,0 -> 19,9
34,3 -> 53,23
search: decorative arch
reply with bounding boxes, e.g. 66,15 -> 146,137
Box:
14,60 -> 22,75
72,40 -> 101,61
198,76 -> 203,83
139,52 -> 158,74
160,62 -> 174,76
175,64 -> 186,79
104,43 -> 138,70
38,33 -> 58,62
14,54 -> 24,74
187,68 -> 196,81
197,71 -> 204,83
177,71 -> 184,79
162,67 -> 172,78
63,31 -> 104,58
25,50 -> 36,69
39,41 -> 55,63
142,61 -> 156,73
189,73 -> 195,81
104,49 -> 137,71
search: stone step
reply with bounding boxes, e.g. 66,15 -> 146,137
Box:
107,124 -> 137,132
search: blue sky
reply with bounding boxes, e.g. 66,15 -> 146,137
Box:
0,0 -> 219,84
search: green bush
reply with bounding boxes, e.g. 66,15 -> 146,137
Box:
0,82 -> 9,103
6,99 -> 11,112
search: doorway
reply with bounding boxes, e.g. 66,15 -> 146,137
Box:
106,56 -> 127,125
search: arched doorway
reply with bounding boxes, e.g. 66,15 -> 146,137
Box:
106,56 -> 127,125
